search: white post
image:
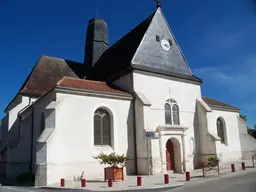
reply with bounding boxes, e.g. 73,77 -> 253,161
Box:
182,132 -> 187,172
147,139 -> 150,176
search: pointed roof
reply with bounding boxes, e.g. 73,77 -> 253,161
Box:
87,11 -> 156,80
88,8 -> 202,83
19,56 -> 85,96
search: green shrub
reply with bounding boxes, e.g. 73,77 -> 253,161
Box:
16,172 -> 35,184
207,156 -> 219,167
93,152 -> 127,168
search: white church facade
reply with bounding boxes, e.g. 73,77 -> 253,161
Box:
1,5 -> 256,186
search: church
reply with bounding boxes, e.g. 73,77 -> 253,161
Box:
0,3 -> 256,186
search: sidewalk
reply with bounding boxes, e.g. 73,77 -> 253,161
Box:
40,160 -> 255,191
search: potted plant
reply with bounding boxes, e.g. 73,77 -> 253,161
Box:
207,156 -> 219,167
94,152 -> 127,181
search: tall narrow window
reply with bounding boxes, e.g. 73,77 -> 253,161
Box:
172,104 -> 180,125
165,103 -> 172,124
165,99 -> 180,125
216,117 -> 226,144
94,109 -> 111,146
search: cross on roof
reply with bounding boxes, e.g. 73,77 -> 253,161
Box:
155,0 -> 161,8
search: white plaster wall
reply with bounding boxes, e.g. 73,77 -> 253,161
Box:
133,72 -> 202,172
6,115 -> 32,178
46,92 -> 135,184
195,103 -> 217,166
238,117 -> 256,159
7,96 -> 36,131
6,93 -> 50,179
207,109 -> 242,163
5,95 -> 35,179
134,99 -> 152,175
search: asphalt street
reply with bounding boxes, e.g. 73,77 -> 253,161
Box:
167,171 -> 256,192
0,171 -> 255,192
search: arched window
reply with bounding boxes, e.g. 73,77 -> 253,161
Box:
216,117 -> 226,144
94,108 -> 111,146
165,99 -> 180,125
165,103 -> 172,124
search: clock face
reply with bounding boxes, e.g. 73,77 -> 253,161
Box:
160,39 -> 171,51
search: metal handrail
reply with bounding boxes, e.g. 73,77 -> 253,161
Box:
252,155 -> 256,167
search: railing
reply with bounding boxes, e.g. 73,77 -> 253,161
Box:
202,161 -> 220,178
252,155 -> 256,167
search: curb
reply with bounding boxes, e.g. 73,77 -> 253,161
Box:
37,168 -> 256,191
38,184 -> 184,192
177,168 -> 256,189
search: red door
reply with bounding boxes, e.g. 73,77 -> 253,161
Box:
166,140 -> 175,171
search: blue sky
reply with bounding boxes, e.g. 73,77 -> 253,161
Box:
0,0 -> 256,126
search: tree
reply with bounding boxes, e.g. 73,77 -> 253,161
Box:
240,114 -> 247,122
248,125 -> 256,139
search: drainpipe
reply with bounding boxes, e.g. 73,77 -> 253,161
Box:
132,93 -> 138,175
30,107 -> 34,173
16,97 -> 34,173
182,130 -> 187,172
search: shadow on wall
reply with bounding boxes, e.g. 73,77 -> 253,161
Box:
34,142 -> 47,186
193,103 -> 201,169
6,95 -> 23,151
125,103 -> 136,175
7,117 -> 33,179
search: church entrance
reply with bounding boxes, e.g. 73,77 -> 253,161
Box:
165,138 -> 181,172
166,139 -> 175,171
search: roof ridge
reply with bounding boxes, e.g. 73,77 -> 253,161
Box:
42,55 -> 65,61
88,10 -> 157,80
56,76 -> 67,86
110,10 -> 157,49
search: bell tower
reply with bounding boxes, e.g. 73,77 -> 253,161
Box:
84,18 -> 108,69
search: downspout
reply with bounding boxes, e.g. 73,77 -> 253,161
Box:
17,96 -> 34,173
132,93 -> 138,175
30,107 -> 34,173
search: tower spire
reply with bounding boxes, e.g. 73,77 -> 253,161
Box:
155,0 -> 161,8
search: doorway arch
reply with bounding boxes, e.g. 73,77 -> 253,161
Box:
166,138 -> 182,172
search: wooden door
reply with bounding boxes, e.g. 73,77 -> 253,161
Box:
166,140 -> 175,171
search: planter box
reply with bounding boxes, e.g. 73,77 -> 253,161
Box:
104,167 -> 124,182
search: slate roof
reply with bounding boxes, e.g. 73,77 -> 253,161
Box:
19,56 -> 85,96
202,97 -> 239,111
87,11 -> 156,81
57,77 -> 130,96
88,8 -> 202,83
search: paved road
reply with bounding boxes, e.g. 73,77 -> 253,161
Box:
0,186 -> 90,192
166,171 -> 256,192
0,171 -> 255,192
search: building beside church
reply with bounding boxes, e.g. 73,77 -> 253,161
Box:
0,4 -> 256,186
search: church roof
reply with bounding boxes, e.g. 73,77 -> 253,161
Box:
202,97 -> 239,111
4,56 -> 85,112
88,8 -> 202,83
19,56 -> 85,97
87,11 -> 156,81
57,77 -> 130,96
